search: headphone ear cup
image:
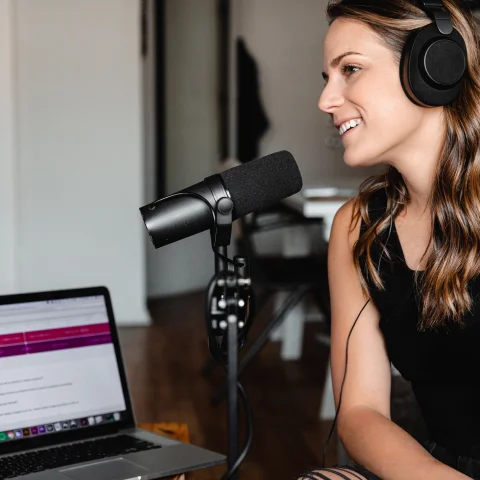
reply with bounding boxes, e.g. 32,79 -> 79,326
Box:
400,23 -> 467,107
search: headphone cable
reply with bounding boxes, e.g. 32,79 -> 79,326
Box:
321,200 -> 394,467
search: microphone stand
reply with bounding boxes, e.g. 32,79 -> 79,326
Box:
206,197 -> 253,480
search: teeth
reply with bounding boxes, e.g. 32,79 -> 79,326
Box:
339,118 -> 362,135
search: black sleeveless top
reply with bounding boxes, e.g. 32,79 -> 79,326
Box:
359,189 -> 480,458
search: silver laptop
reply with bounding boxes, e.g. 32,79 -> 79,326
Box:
0,286 -> 225,480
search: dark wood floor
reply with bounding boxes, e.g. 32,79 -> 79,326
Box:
118,291 -> 337,480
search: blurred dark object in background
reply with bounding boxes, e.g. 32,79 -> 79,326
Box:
468,0 -> 480,8
236,38 -> 270,163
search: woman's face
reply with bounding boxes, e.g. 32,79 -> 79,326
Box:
319,18 -> 433,168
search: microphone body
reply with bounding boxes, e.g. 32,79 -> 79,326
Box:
141,175 -> 228,248
140,151 -> 302,249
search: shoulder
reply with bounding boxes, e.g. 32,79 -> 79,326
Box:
330,197 -> 361,253
328,198 -> 362,296
329,188 -> 388,278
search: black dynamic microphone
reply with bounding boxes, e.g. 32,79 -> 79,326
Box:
139,150 -> 302,248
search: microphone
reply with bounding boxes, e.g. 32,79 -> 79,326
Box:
139,150 -> 302,249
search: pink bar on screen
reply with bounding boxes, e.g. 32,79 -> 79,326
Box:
0,333 -> 24,347
25,323 -> 110,343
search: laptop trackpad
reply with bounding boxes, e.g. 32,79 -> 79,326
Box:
60,458 -> 149,480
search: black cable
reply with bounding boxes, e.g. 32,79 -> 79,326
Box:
215,249 -> 244,268
320,298 -> 370,468
208,304 -> 254,479
220,381 -> 254,480
321,200 -> 394,467
213,260 -> 254,479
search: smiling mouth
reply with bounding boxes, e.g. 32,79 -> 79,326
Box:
339,118 -> 363,136
341,122 -> 362,138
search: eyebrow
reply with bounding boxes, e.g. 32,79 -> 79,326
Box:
322,51 -> 363,80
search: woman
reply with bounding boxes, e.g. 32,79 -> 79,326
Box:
301,0 -> 480,479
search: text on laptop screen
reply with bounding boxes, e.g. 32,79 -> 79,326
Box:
0,295 -> 127,442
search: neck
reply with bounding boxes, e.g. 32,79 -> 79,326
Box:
400,163 -> 435,213
389,110 -> 445,213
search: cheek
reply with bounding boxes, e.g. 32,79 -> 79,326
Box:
343,98 -> 419,166
363,83 -> 418,137
360,66 -> 409,120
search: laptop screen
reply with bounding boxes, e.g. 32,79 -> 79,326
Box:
0,294 -> 127,443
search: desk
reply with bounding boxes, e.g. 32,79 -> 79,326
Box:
283,192 -> 350,240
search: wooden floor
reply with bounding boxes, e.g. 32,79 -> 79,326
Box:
118,291 -> 337,480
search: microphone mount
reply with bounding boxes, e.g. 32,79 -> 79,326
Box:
211,197 -> 233,251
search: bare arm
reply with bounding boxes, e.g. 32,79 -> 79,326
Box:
328,200 -> 469,480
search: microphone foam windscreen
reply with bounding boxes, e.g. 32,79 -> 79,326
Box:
219,150 -> 303,218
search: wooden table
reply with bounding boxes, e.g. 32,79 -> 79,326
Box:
138,422 -> 189,479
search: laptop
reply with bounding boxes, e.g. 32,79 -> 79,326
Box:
0,286 -> 225,480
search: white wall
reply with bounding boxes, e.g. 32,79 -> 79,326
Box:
142,0 -> 157,273
10,0 -> 149,324
232,0 -> 381,182
0,0 -> 17,295
146,0 -> 220,298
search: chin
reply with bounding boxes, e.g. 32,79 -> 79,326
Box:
343,151 -> 372,168
343,147 -> 385,169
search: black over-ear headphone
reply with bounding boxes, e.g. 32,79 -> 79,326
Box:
401,0 -> 467,107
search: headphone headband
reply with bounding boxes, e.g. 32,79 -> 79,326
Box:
420,0 -> 453,34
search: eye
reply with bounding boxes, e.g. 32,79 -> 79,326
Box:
341,64 -> 360,76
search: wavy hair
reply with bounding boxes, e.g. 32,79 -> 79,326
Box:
326,0 -> 480,329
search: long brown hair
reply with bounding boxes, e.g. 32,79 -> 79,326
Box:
326,0 -> 480,329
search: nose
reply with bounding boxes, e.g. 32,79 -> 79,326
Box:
318,80 -> 344,113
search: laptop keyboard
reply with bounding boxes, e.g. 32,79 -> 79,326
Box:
0,434 -> 161,478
